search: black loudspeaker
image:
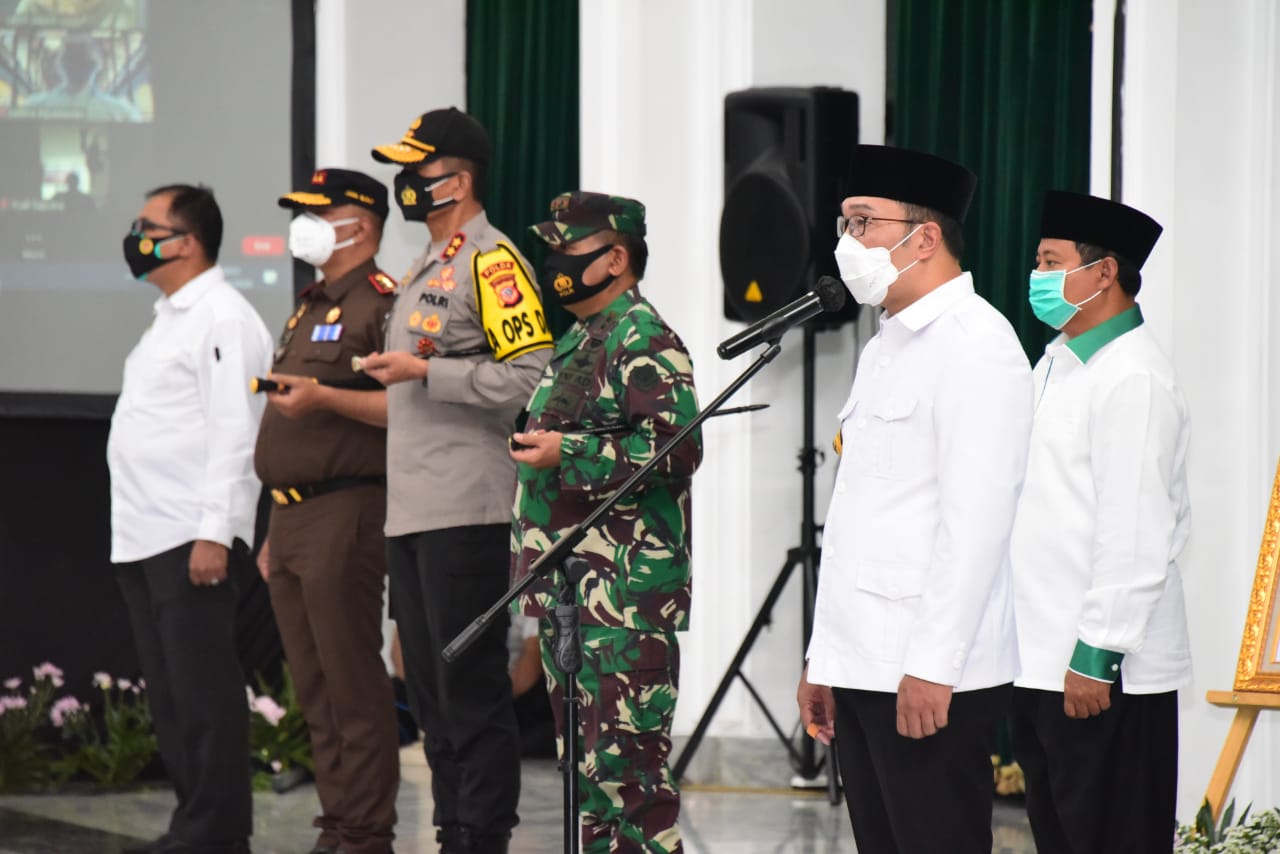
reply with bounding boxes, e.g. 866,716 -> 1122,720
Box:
720,87 -> 860,325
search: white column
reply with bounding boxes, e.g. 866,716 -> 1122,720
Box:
1118,0 -> 1280,818
314,0 -> 466,279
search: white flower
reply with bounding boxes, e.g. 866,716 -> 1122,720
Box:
270,760 -> 283,773
3,677 -> 20,690
50,695 -> 83,727
93,672 -> 113,690
0,695 -> 29,713
32,662 -> 64,682
250,695 -> 286,727
117,678 -> 133,691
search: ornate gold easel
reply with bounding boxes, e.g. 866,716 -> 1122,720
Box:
1204,458 -> 1280,821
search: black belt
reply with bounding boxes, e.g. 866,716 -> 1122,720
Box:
269,475 -> 385,506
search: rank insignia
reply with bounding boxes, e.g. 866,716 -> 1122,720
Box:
325,306 -> 342,324
310,323 -> 344,342
369,271 -> 396,294
416,336 -> 437,357
440,232 -> 466,260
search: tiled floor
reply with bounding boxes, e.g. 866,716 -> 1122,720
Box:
0,743 -> 1036,853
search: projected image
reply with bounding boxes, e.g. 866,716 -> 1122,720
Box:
0,0 -> 295,396
34,124 -> 104,209
0,0 -> 151,123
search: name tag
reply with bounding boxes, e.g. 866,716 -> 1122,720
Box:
311,323 -> 344,342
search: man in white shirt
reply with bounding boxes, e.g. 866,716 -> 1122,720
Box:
796,144 -> 1033,854
1010,191 -> 1190,854
108,184 -> 272,854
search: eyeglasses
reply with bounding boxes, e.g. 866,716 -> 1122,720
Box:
835,214 -> 920,239
129,218 -> 187,236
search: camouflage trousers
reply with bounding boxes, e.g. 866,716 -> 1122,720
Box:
540,624 -> 682,854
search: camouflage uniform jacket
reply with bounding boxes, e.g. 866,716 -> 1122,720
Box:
511,287 -> 701,632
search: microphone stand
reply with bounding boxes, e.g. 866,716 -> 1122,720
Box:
443,339 -> 785,853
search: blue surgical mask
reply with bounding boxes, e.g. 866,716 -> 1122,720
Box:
1027,258 -> 1104,330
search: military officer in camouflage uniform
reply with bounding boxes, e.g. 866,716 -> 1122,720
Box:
509,192 -> 702,854
361,107 -> 552,854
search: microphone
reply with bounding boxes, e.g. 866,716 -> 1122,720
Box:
717,276 -> 847,360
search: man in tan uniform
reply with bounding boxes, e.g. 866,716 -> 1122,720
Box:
362,108 -> 552,854
255,168 -> 399,854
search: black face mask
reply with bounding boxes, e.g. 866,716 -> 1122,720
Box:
122,231 -> 183,280
394,170 -> 457,222
541,245 -> 616,307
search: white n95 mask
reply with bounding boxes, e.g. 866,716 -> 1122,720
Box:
833,226 -> 922,306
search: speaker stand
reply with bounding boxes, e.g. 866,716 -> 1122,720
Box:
673,324 -> 840,805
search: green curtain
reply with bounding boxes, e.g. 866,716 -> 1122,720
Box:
890,0 -> 1093,358
466,0 -> 579,337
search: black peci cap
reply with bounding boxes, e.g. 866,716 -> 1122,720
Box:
847,145 -> 979,224
1039,191 -> 1163,268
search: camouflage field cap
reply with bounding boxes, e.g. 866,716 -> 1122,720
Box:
530,191 -> 646,246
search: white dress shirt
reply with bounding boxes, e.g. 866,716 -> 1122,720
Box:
108,267 -> 272,563
807,272 -> 1034,693
1011,306 -> 1192,694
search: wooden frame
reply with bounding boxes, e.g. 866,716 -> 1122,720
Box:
1233,458 -> 1280,692
1203,459 -> 1280,820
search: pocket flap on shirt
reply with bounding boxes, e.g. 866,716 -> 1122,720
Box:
871,397 -> 918,422
302,344 -> 343,363
854,564 -> 928,600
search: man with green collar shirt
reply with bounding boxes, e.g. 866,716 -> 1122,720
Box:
1010,191 -> 1192,854
509,192 -> 701,854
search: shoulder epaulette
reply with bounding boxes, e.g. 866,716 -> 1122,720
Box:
440,231 -> 467,261
368,270 -> 397,294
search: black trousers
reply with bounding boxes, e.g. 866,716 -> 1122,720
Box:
114,541 -> 253,849
1011,685 -> 1178,854
833,683 -> 1010,854
386,524 -> 520,835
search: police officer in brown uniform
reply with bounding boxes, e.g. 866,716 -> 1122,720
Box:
255,168 -> 400,854
361,108 -> 552,854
